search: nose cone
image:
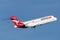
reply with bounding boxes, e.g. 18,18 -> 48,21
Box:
10,16 -> 18,20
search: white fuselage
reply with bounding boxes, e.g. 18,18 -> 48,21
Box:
23,15 -> 57,28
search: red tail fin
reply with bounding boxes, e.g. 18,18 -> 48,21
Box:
10,16 -> 25,28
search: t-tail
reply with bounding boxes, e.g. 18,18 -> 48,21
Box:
10,16 -> 25,28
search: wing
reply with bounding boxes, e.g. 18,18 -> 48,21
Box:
23,15 -> 57,28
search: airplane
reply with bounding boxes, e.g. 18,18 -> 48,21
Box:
10,15 -> 57,28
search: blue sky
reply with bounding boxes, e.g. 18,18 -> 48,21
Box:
0,0 -> 60,40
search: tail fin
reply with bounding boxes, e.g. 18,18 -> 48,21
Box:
10,16 -> 25,28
